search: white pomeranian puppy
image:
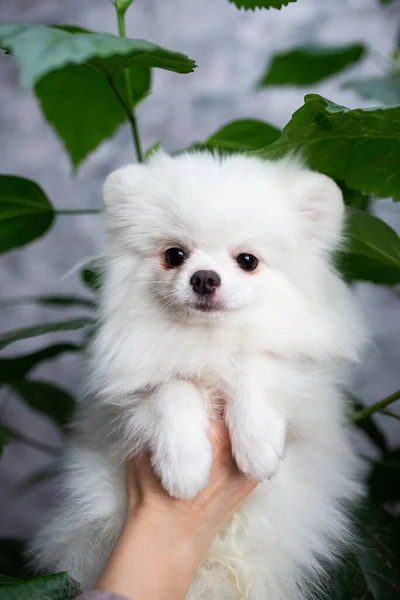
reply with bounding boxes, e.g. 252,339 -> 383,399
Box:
31,151 -> 366,600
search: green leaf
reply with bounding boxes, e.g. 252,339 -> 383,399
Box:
11,380 -> 75,427
81,266 -> 101,292
35,64 -> 150,168
0,24 -> 196,88
0,576 -> 22,585
329,553 -> 376,600
145,142 -> 162,159
258,44 -> 365,87
0,343 -> 81,383
329,504 -> 400,600
261,95 -> 400,200
0,571 -> 80,600
173,142 -> 211,156
34,295 -> 94,308
0,318 -> 90,350
206,119 -> 280,151
228,0 -> 296,9
0,539 -> 34,580
368,449 -> 400,504
343,75 -> 400,106
0,23 -> 196,167
340,184 -> 371,211
0,176 -> 54,253
0,295 -> 94,309
338,209 -> 400,284
0,426 -> 11,457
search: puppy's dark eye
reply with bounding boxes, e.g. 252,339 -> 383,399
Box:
236,253 -> 259,272
165,247 -> 186,268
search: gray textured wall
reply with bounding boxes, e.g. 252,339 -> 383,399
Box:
0,0 -> 399,540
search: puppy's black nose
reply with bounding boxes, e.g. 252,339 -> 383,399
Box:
190,270 -> 221,296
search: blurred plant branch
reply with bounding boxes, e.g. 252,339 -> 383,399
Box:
352,389 -> 400,422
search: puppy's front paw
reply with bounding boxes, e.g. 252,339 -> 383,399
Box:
233,440 -> 283,482
151,434 -> 212,499
230,414 -> 286,483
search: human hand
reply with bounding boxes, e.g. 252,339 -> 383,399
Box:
94,419 -> 256,600
127,418 -> 257,550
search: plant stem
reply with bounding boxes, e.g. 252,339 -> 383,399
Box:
117,6 -> 127,39
107,75 -> 143,163
56,209 -> 102,215
126,103 -> 143,164
351,389 -> 400,423
382,409 -> 400,421
115,2 -> 143,163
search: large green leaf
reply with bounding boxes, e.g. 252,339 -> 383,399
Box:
0,539 -> 34,580
261,95 -> 400,200
0,23 -> 195,167
329,504 -> 400,600
368,449 -> 400,504
0,176 -> 54,252
0,571 -> 80,600
0,343 -> 81,383
338,209 -> 400,284
258,44 -> 365,87
206,119 -> 280,151
340,184 -> 371,211
35,64 -> 150,168
0,24 -> 196,88
228,0 -> 296,9
11,380 -> 75,427
0,318 -> 90,350
343,75 -> 400,106
0,425 -> 11,457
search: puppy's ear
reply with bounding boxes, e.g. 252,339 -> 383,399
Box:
102,164 -> 147,224
292,171 -> 344,252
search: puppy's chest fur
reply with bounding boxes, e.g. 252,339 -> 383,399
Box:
137,319 -> 262,391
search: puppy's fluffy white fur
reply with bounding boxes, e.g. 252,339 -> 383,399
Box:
31,151 -> 366,599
